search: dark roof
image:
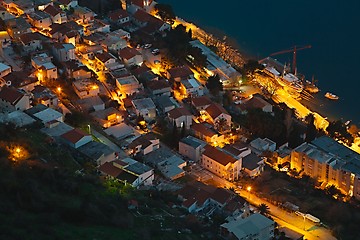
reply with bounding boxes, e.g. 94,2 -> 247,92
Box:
127,133 -> 158,150
95,52 -> 114,63
61,128 -> 89,144
205,103 -> 229,119
43,5 -> 61,17
19,32 -> 43,45
3,71 -> 38,88
147,79 -> 170,91
242,153 -> 261,170
167,66 -> 193,79
108,9 -> 129,21
192,96 -> 212,108
168,107 -> 192,119
117,170 -> 138,183
0,87 -> 24,105
98,161 -> 123,178
191,122 -> 217,137
202,145 -> 238,166
119,47 -> 141,60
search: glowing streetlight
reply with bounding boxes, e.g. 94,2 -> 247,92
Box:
57,87 -> 62,93
87,124 -> 91,134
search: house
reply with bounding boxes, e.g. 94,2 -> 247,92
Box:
84,19 -> 110,36
78,141 -> 115,166
5,17 -> 32,39
147,79 -> 171,97
168,107 -> 193,129
131,9 -> 170,33
98,158 -> 154,188
19,32 -> 44,53
101,35 -> 127,53
250,138 -> 276,155
238,96 -> 273,114
104,123 -> 137,140
180,78 -> 204,97
63,30 -> 79,46
132,98 -> 156,121
26,104 -> 63,124
43,5 -> 67,24
2,71 -> 39,91
177,182 -> 234,213
90,107 -> 125,128
52,43 -> 75,62
201,145 -> 242,181
155,95 -> 177,114
204,103 -> 232,132
126,0 -> 154,14
0,87 -> 30,112
0,110 -> 36,127
0,62 -> 11,78
115,75 -> 143,97
62,60 -> 92,80
118,47 -> 143,67
179,136 -> 207,162
108,8 -> 130,25
167,66 -> 194,82
242,153 -> 265,178
95,52 -> 123,71
60,128 -> 92,148
220,213 -> 275,240
127,133 -> 160,156
31,85 -> 58,107
31,53 -> 58,81
77,95 -> 105,112
34,0 -> 53,11
158,155 -> 187,180
132,65 -> 158,82
191,96 -> 212,111
27,10 -> 52,29
72,79 -> 99,99
73,6 -> 95,24
2,0 -> 34,15
191,122 -> 224,146
57,0 -> 78,10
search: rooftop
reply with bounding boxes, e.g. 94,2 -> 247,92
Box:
180,136 -> 207,149
61,128 -> 90,144
132,98 -> 156,110
202,145 -> 239,166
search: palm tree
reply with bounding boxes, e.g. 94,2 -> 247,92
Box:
258,203 -> 270,215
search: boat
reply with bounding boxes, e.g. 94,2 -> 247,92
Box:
325,92 -> 339,100
305,80 -> 319,93
277,73 -> 304,92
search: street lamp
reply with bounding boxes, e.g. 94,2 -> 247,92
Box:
87,124 -> 91,134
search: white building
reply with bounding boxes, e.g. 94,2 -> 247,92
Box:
132,98 -> 156,121
179,136 -> 207,162
221,213 -> 275,240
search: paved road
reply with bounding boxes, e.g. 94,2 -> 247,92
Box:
188,165 -> 336,240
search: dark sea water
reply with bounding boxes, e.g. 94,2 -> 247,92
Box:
160,0 -> 360,125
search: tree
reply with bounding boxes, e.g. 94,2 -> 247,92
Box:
326,120 -> 354,146
305,113 -> 317,142
187,46 -> 207,69
206,74 -> 223,96
154,4 -> 175,24
258,203 -> 270,215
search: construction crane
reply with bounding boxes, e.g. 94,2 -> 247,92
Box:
270,45 -> 311,76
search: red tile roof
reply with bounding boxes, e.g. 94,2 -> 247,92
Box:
205,103 -> 229,120
167,66 -> 193,79
98,161 -> 123,178
95,52 -> 114,63
44,5 -> 61,17
202,145 -> 238,166
119,47 -> 141,60
127,133 -> 158,150
191,123 -> 217,137
191,96 -> 212,108
108,9 -> 129,21
147,79 -> 170,91
0,87 -> 24,105
61,128 -> 89,144
168,107 -> 192,119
